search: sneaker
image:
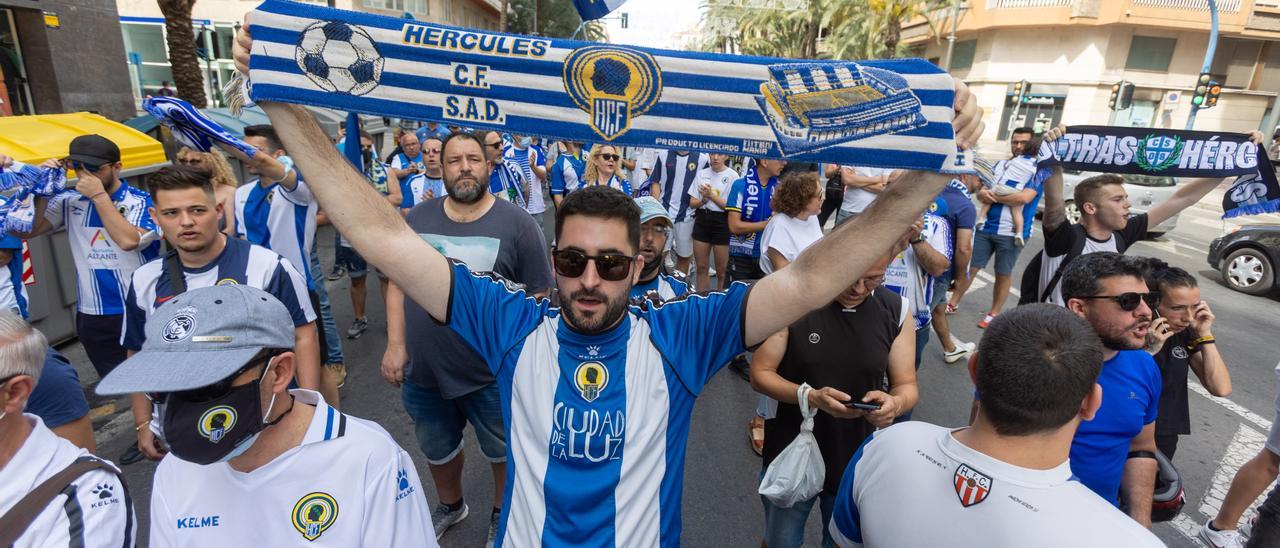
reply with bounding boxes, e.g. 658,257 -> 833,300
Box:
944,302 -> 958,315
326,265 -> 345,281
430,502 -> 469,540
943,341 -> 976,364
324,363 -> 347,389
486,510 -> 499,548
977,313 -> 997,329
709,265 -> 717,278
1200,519 -> 1245,548
346,317 -> 368,339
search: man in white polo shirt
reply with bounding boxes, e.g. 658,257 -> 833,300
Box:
120,165 -> 318,463
828,304 -> 1162,547
97,285 -> 436,547
0,311 -> 136,547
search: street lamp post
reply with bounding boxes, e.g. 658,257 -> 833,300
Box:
1185,0 -> 1219,130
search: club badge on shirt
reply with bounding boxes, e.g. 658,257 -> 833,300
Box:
574,361 -> 608,402
292,492 -> 339,541
954,463 -> 992,508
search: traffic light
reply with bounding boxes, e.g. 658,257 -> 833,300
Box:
1191,72 -> 1212,108
1012,80 -> 1032,105
1206,81 -> 1222,108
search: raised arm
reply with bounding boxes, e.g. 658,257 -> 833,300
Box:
745,170 -> 948,345
742,77 -> 982,346
217,141 -> 297,191
1040,125 -> 1069,233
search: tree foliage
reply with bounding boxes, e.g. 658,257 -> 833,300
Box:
507,0 -> 608,41
157,0 -> 208,105
701,0 -> 947,60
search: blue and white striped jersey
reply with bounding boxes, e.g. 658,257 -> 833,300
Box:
490,159 -> 529,209
884,206 -> 952,331
549,150 -> 586,197
978,156 -> 1040,239
442,261 -> 749,547
630,272 -> 691,303
0,232 -> 28,319
400,173 -> 445,211
234,166 -> 318,291
649,151 -> 709,222
43,185 -> 160,315
120,237 -> 315,351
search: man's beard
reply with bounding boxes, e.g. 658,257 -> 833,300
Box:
562,287 -> 630,334
1096,317 -> 1149,351
638,251 -> 662,279
446,176 -> 485,203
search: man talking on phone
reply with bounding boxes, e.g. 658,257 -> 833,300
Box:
748,247 -> 917,548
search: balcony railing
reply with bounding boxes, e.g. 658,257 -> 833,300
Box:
985,0 -> 1069,7
1130,0 -> 1241,11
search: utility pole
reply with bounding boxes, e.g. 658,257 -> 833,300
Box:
942,0 -> 961,71
1185,0 -> 1219,130
534,0 -> 541,35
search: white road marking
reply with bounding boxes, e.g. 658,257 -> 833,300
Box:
1167,424 -> 1269,547
1190,382 -> 1274,434
973,270 -> 1018,297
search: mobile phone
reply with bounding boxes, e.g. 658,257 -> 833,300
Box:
845,401 -> 881,411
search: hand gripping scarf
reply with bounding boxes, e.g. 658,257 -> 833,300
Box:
242,0 -> 971,173
0,161 -> 69,234
1037,125 -> 1280,219
142,96 -> 260,159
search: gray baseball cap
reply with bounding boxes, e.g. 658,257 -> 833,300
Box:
96,285 -> 295,395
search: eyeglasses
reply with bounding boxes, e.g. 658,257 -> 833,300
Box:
74,161 -> 105,173
551,248 -> 634,281
640,225 -> 671,238
425,148 -> 441,154
156,350 -> 281,404
485,142 -> 503,149
1077,292 -> 1160,312
599,154 -> 621,162
855,275 -> 885,290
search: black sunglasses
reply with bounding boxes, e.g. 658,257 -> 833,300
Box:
599,154 -> 621,162
485,142 -> 503,149
551,248 -> 634,281
1078,292 -> 1160,312
74,161 -> 105,173
155,350 -> 283,404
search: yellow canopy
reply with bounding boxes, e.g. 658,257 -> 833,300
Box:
0,112 -> 168,179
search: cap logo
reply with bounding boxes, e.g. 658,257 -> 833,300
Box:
162,307 -> 198,343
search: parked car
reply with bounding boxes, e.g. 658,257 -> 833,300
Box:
1208,225 -> 1280,296
1035,171 -> 1180,237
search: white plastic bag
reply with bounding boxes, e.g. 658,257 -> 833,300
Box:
758,383 -> 825,508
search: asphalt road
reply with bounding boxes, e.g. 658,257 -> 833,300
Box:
68,189 -> 1280,547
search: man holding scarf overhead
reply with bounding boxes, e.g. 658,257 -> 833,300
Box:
1023,125 -> 1267,307
231,13 -> 985,546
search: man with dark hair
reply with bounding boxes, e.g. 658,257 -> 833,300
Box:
962,127 -> 1040,329
8,136 -> 161,381
233,24 -> 982,543
828,304 -> 1162,546
380,132 -> 553,546
1024,125 -> 1264,306
726,158 -> 785,284
121,165 -> 317,463
223,124 -> 335,406
1061,252 -> 1161,526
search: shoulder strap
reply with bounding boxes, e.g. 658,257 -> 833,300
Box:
1038,224 -> 1090,303
0,456 -> 122,546
165,248 -> 187,295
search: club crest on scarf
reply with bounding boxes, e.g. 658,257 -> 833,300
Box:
755,62 -> 927,156
563,45 -> 663,141
295,21 -> 385,96
1136,135 -> 1183,172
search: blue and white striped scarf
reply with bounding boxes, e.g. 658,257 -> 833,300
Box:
142,97 -> 259,159
0,161 -> 68,233
244,0 -> 970,173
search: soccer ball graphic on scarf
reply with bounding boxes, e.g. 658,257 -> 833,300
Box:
295,21 -> 385,96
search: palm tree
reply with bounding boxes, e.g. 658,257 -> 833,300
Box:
867,0 -> 949,58
156,0 -> 208,105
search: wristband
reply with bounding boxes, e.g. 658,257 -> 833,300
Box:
1191,335 -> 1215,350
1127,450 -> 1157,460
88,191 -> 108,202
908,235 -> 925,244
135,421 -> 151,432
